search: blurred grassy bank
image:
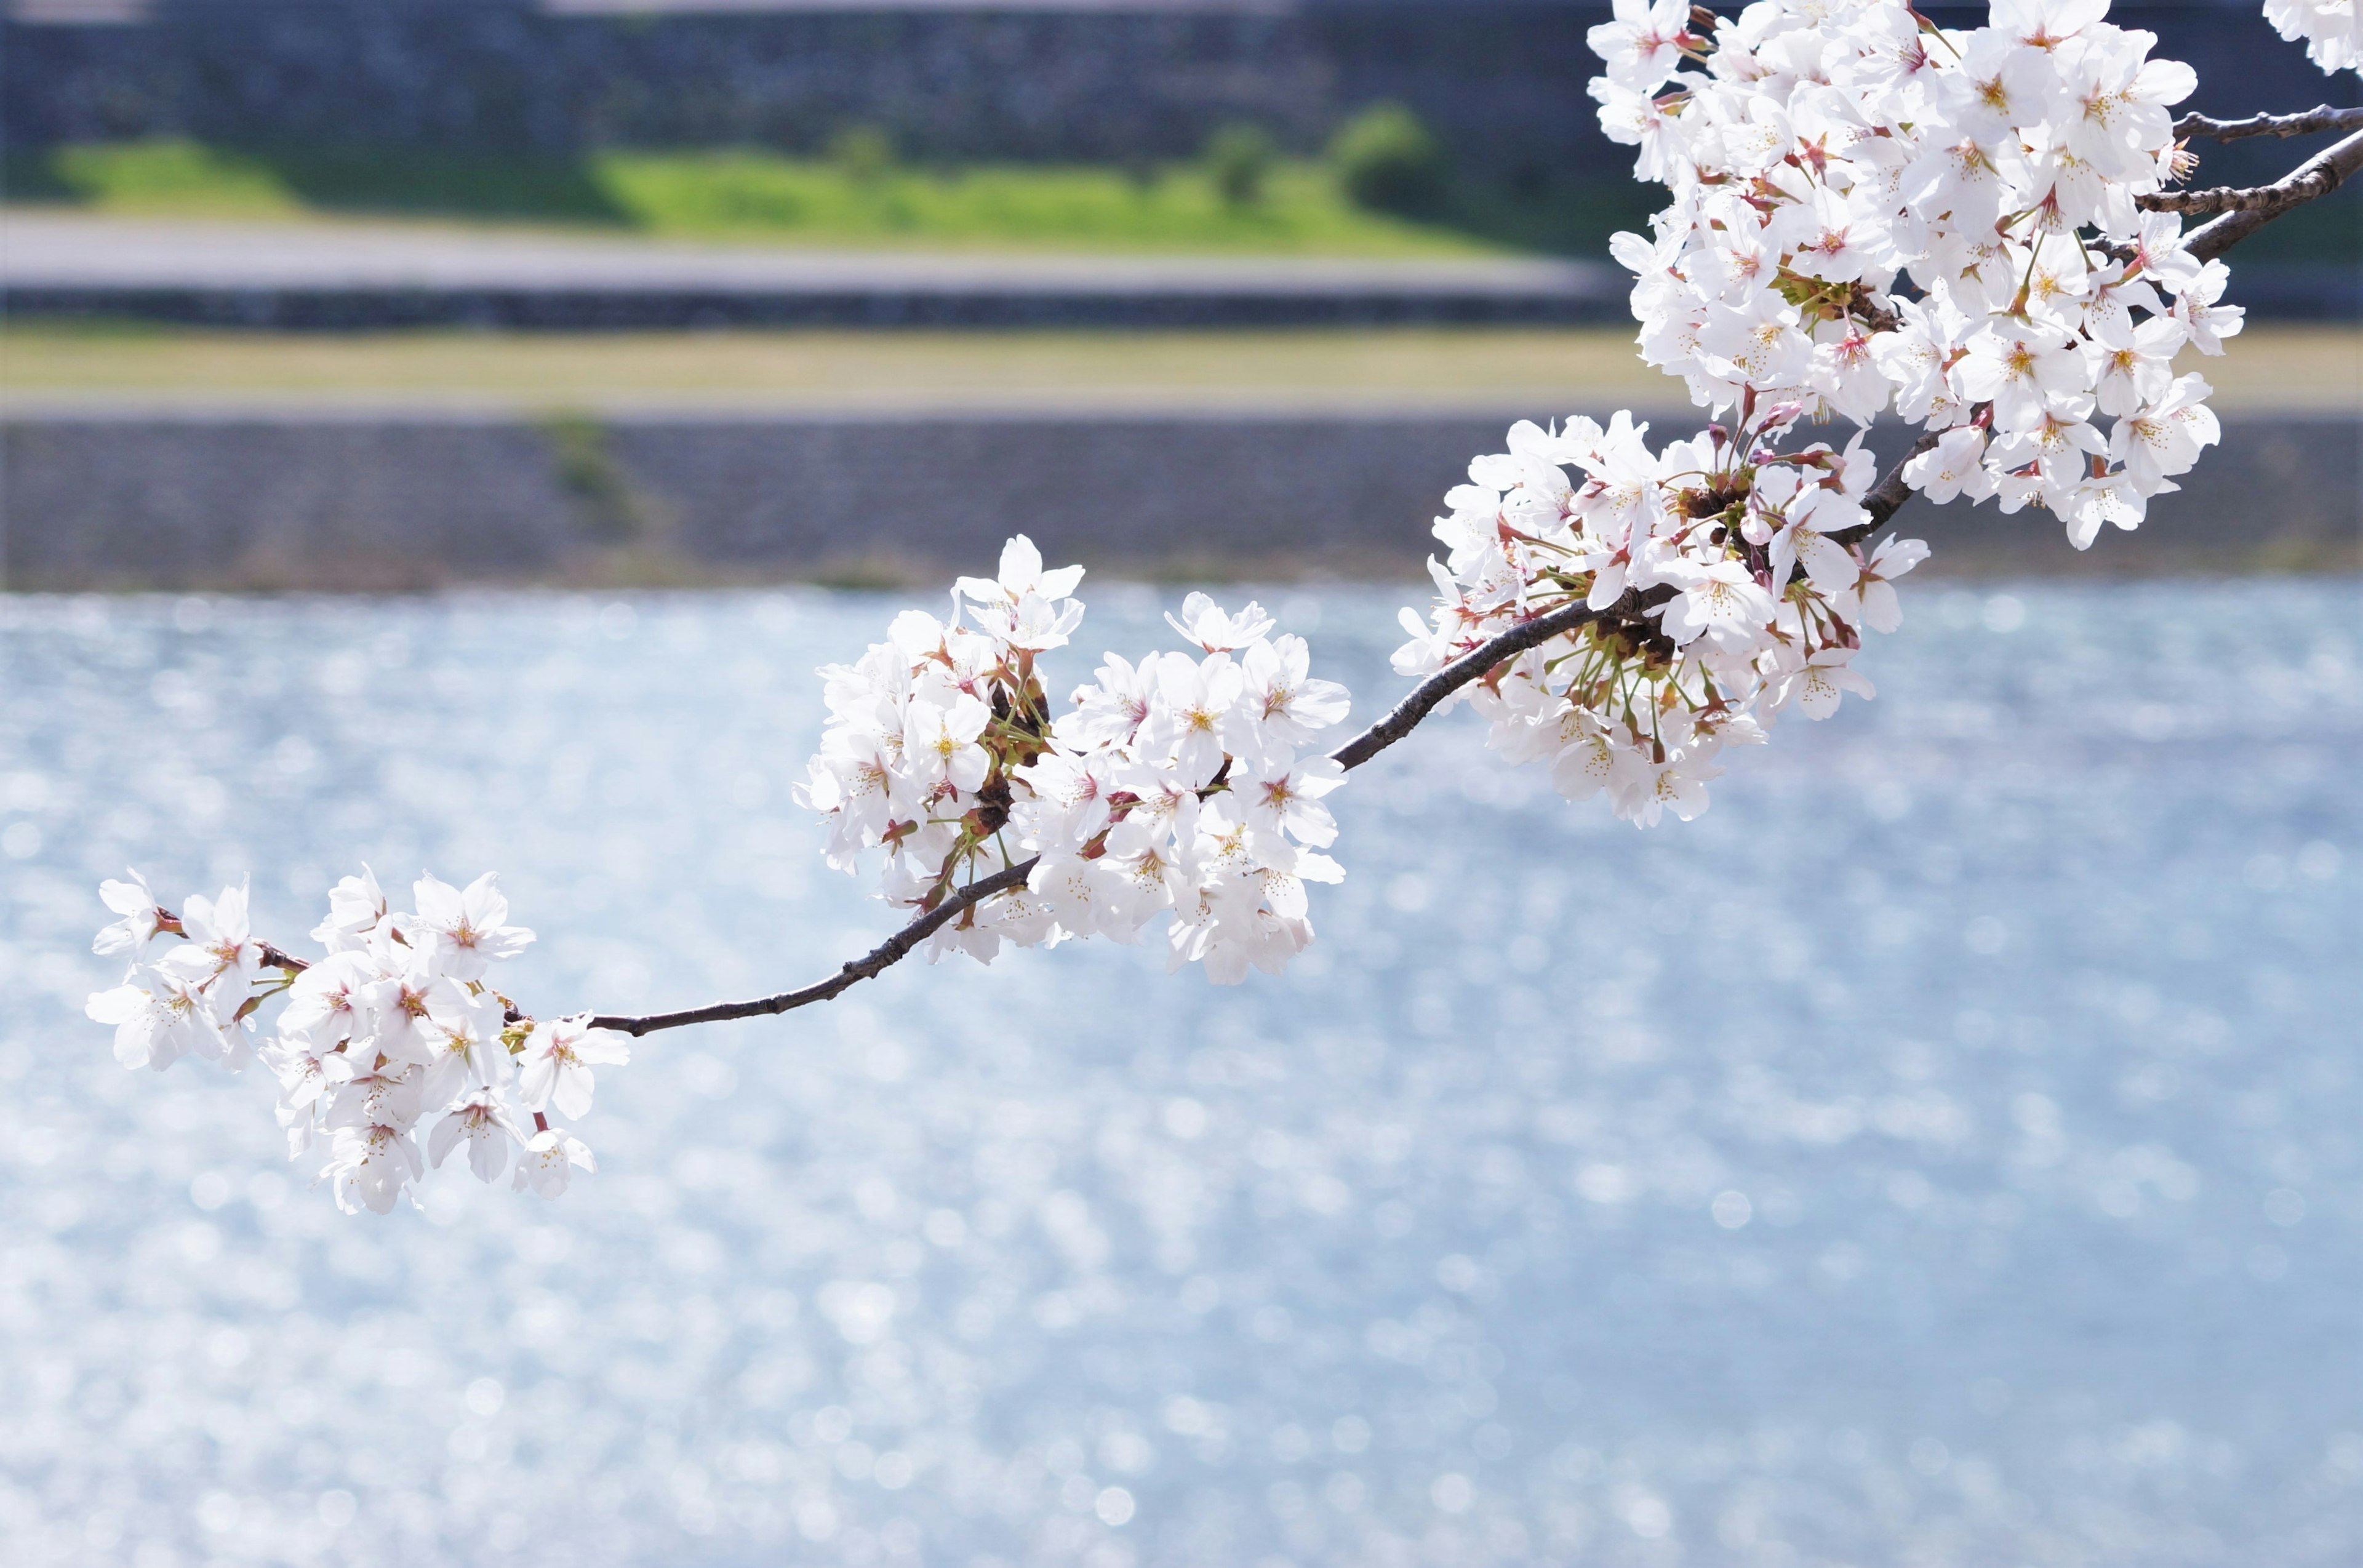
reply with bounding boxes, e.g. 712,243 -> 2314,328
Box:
0,137 -> 1651,258
4,322 -> 2356,414
8,137 -> 2357,262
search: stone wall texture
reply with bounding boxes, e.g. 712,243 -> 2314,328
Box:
3,0 -> 2349,190
5,411 -> 2354,591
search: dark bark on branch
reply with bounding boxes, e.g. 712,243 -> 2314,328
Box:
2149,128 -> 2363,234
1828,431 -> 1942,548
1327,599 -> 1609,771
547,111 -> 2357,1039
590,860 -> 1036,1034
2173,105 -> 2363,142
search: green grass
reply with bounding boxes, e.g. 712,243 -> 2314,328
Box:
1,137 -> 1665,258
12,136 -> 2346,262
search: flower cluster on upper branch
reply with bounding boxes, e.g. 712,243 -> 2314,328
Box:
1395,413 -> 1925,826
1589,0 -> 2241,546
2264,0 -> 2359,74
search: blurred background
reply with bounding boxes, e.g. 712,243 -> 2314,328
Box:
1,0 -> 2357,586
1,3 -> 2361,1567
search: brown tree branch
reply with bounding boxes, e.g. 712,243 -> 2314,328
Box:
590,597 -> 1616,1036
2173,105 -> 2363,143
588,859 -> 1037,1034
2148,127 -> 2363,238
1328,598 -> 1609,770
255,115 -> 2349,1044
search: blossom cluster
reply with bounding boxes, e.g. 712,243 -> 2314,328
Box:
794,536 -> 1354,983
1588,0 -> 2241,547
2263,0 -> 2359,74
86,868 -> 623,1213
1396,413 -> 1924,825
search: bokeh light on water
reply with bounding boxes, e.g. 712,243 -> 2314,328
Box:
1,580 -> 2357,1567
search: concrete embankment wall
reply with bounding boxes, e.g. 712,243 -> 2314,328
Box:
3,412 -> 2355,591
6,0 -> 2349,196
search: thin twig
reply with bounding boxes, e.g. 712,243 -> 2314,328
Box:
1328,599 -> 1609,770
2152,127 -> 2363,237
589,860 -> 1036,1034
2173,105 -> 2363,143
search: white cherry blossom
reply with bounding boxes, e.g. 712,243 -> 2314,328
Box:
1165,591 -> 1276,652
311,866 -> 388,953
86,967 -> 230,1071
1584,0 -> 2239,546
518,1014 -> 632,1121
87,867 -> 615,1214
410,871 -> 536,980
92,871 -> 166,958
514,1130 -> 598,1199
2264,0 -> 2359,73
430,1088 -> 527,1184
1396,416 -> 1919,827
156,881 -> 262,996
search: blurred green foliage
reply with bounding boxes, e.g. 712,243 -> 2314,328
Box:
8,135 -> 2353,262
1327,103 -> 1447,218
827,126 -> 897,186
1202,124 -> 1277,207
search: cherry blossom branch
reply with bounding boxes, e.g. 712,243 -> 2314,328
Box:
1848,434 -> 1941,540
2145,127 -> 2363,225
1838,138 -> 2345,548
587,859 -> 1037,1034
2173,105 -> 2363,142
588,598 -> 1615,1037
1329,598 -> 1609,770
191,103 -> 2350,1047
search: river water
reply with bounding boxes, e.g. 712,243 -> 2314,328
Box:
0,579 -> 2357,1567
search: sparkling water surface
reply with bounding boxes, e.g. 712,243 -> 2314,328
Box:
1,580 -> 2357,1568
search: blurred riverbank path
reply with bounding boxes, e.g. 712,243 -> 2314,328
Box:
0,212 -> 1628,329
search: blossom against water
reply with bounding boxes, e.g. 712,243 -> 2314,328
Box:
410,871 -> 536,981
79,0 -> 2354,1219
514,1130 -> 598,1199
86,967 -> 230,1072
430,1087 -> 529,1185
87,867 -> 615,1214
157,881 -> 262,997
92,870 -> 166,958
795,540 -> 1352,983
519,1014 -> 632,1121
1165,591 -> 1276,654
310,865 -> 388,954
